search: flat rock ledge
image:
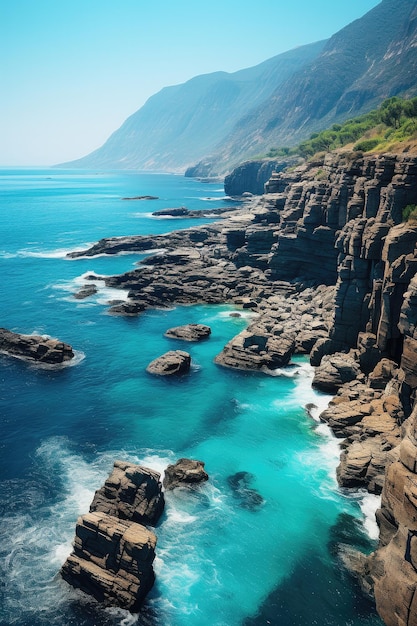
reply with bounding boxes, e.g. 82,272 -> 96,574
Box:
163,458 -> 209,490
0,327 -> 74,365
146,350 -> 191,376
164,324 -> 211,342
61,461 -> 164,612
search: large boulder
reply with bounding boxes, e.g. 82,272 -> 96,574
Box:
0,327 -> 74,364
215,329 -> 295,371
312,353 -> 361,393
61,512 -> 157,611
146,350 -> 191,376
164,323 -> 211,342
90,461 -> 164,526
163,458 -> 209,490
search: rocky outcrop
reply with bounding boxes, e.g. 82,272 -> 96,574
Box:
0,328 -> 74,365
90,461 -> 164,525
164,323 -> 211,342
61,512 -> 157,611
224,158 -> 298,196
215,285 -> 333,371
163,458 -> 209,490
62,461 -> 164,611
146,350 -> 191,376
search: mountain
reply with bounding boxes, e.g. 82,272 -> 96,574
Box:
61,41 -> 326,171
64,0 -> 417,176
192,0 -> 417,175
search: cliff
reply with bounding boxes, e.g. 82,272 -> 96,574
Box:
222,157 -> 299,196
67,151 -> 417,624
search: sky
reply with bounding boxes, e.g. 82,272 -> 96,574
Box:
0,0 -> 381,166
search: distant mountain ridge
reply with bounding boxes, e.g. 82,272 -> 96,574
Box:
63,41 -> 326,172
63,0 -> 417,176
192,0 -> 417,175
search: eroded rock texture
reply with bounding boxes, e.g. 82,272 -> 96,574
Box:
61,512 -> 157,612
62,462 -> 164,611
90,461 -> 164,525
163,458 -> 209,490
0,328 -> 74,364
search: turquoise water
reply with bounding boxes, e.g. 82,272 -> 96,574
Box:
0,169 -> 383,626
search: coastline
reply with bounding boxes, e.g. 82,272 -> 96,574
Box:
62,152 -> 417,623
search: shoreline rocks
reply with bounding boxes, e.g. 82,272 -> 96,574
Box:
0,328 -> 75,365
90,461 -> 164,525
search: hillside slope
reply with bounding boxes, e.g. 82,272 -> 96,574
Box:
63,41 -> 325,172
191,0 -> 417,175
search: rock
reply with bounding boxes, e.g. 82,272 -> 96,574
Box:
215,326 -> 295,372
163,458 -> 209,490
73,284 -> 98,299
61,511 -> 157,611
227,471 -> 264,511
122,195 -> 158,200
146,350 -> 191,376
368,358 -> 399,389
108,301 -> 147,316
0,327 -> 74,365
152,207 -> 189,216
164,323 -> 211,342
90,461 -> 164,526
312,353 -> 361,392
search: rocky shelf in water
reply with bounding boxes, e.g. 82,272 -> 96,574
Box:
0,328 -> 75,365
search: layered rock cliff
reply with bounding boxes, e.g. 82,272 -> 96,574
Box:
67,151 -> 417,625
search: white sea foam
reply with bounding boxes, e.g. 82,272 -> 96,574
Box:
0,245 -> 94,260
0,438 -> 172,624
52,271 -> 130,304
358,491 -> 381,540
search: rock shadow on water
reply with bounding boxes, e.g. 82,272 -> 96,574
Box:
227,471 -> 265,511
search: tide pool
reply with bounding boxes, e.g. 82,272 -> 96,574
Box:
0,169 -> 383,625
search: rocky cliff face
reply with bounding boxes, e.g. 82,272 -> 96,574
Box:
67,151 -> 417,625
223,158 -> 298,196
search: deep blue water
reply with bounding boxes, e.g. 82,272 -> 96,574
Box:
0,168 -> 383,626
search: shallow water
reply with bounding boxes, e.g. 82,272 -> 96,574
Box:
0,168 -> 383,625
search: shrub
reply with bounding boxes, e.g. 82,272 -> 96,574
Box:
353,138 -> 380,152
402,204 -> 417,221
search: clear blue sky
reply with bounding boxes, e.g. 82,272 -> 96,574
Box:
0,0 -> 381,166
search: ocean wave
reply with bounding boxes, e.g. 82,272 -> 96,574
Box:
0,438 -> 172,625
51,272 -> 130,304
0,245 -> 94,260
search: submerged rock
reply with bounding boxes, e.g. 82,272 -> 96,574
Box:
227,471 -> 264,510
164,323 -> 211,342
0,327 -> 74,365
146,350 -> 191,376
163,458 -> 209,490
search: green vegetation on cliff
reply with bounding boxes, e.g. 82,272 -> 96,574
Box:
265,96 -> 417,160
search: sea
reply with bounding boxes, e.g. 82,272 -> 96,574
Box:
0,168 -> 383,626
